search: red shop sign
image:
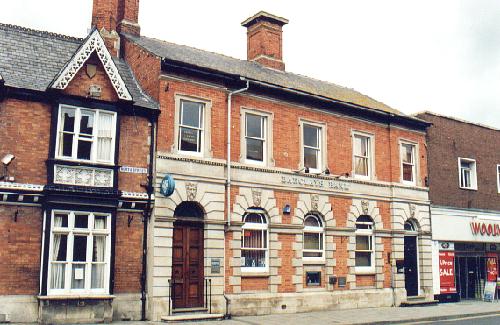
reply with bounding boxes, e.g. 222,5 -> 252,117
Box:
439,251 -> 456,294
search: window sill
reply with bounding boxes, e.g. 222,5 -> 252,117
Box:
38,295 -> 115,301
459,186 -> 478,191
241,272 -> 269,278
303,259 -> 325,265
354,268 -> 376,275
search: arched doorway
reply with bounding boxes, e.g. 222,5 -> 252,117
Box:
404,219 -> 419,296
172,201 -> 205,309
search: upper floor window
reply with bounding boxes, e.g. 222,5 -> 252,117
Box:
355,215 -> 375,273
401,142 -> 417,184
353,133 -> 373,179
458,158 -> 477,190
302,123 -> 323,173
241,211 -> 268,272
497,165 -> 500,193
178,100 -> 204,153
56,105 -> 116,164
303,214 -> 324,261
48,210 -> 111,295
245,113 -> 266,163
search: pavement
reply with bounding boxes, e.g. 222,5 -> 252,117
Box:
109,300 -> 500,325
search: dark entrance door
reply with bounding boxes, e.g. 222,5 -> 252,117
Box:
172,222 -> 204,308
404,235 -> 419,296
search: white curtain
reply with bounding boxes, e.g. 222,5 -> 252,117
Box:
97,113 -> 113,162
91,234 -> 106,288
50,216 -> 65,289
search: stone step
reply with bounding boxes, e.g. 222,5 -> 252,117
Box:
401,299 -> 439,307
172,307 -> 208,314
161,313 -> 224,323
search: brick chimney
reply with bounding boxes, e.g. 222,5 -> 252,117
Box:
241,11 -> 289,70
91,0 -> 141,56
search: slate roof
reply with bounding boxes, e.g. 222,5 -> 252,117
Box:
0,23 -> 158,109
124,33 -> 405,116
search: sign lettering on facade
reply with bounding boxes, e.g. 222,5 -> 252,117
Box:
280,175 -> 350,191
119,166 -> 148,174
439,251 -> 456,294
470,222 -> 500,237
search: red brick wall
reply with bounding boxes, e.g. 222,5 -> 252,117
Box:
155,79 -> 427,185
0,206 -> 42,295
62,54 -> 118,102
417,112 -> 500,210
118,115 -> 150,193
113,211 -> 143,293
0,98 -> 50,184
356,274 -> 375,287
241,277 -> 268,291
278,234 -> 295,293
123,40 -> 161,101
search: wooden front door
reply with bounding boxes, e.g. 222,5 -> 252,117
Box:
172,222 -> 204,308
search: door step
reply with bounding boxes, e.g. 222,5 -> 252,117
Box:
161,313 -> 224,323
401,297 -> 439,307
172,307 -> 208,314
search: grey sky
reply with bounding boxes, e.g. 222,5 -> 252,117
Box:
1,0 -> 499,127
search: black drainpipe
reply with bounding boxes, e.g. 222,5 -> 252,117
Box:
141,113 -> 158,320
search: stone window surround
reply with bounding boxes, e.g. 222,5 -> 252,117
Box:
172,93 -> 213,158
351,129 -> 376,181
458,157 -> 478,190
399,138 -> 419,186
299,119 -> 328,174
239,107 -> 275,167
241,210 -> 270,273
302,213 -> 326,263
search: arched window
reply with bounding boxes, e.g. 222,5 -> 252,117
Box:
241,210 -> 268,271
355,215 -> 375,272
174,201 -> 204,219
404,220 -> 417,232
303,214 -> 324,260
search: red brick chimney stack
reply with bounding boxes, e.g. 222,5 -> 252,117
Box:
241,11 -> 289,71
91,0 -> 141,56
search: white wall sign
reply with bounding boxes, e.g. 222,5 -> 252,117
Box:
119,166 -> 148,174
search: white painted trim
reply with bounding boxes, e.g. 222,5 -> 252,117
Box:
240,107 -> 274,167
299,119 -> 327,174
351,130 -> 375,181
458,157 -> 478,190
0,182 -> 44,191
50,29 -> 132,100
399,139 -> 418,186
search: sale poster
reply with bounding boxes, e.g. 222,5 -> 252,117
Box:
486,254 -> 498,282
439,251 -> 456,294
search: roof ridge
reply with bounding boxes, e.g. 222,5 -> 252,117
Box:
0,22 -> 83,42
415,110 -> 500,131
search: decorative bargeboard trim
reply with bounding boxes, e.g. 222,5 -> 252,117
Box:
50,29 -> 132,100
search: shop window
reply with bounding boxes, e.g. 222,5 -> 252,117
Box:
401,142 -> 417,184
353,132 -> 373,179
48,211 -> 111,295
56,105 -> 116,164
303,214 -> 324,261
241,211 -> 268,272
458,158 -> 477,190
306,271 -> 321,286
355,215 -> 375,273
244,113 -> 267,164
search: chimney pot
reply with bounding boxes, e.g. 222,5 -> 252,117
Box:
241,11 -> 288,70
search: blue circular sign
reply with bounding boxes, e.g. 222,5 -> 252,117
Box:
160,174 -> 175,197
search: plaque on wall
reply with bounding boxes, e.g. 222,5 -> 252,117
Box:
211,258 -> 221,274
338,277 -> 347,287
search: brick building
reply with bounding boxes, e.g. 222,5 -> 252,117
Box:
100,1 -> 435,320
0,21 -> 158,322
416,112 -> 500,302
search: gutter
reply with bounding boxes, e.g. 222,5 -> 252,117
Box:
141,115 -> 158,321
226,80 -> 249,228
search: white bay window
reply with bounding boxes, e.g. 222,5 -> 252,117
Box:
48,211 -> 111,295
56,105 -> 116,164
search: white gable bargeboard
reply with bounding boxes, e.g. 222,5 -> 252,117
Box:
50,29 -> 132,101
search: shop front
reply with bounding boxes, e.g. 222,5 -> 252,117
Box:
431,207 -> 500,302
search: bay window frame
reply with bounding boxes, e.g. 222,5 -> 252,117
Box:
55,104 -> 117,165
47,210 -> 112,296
